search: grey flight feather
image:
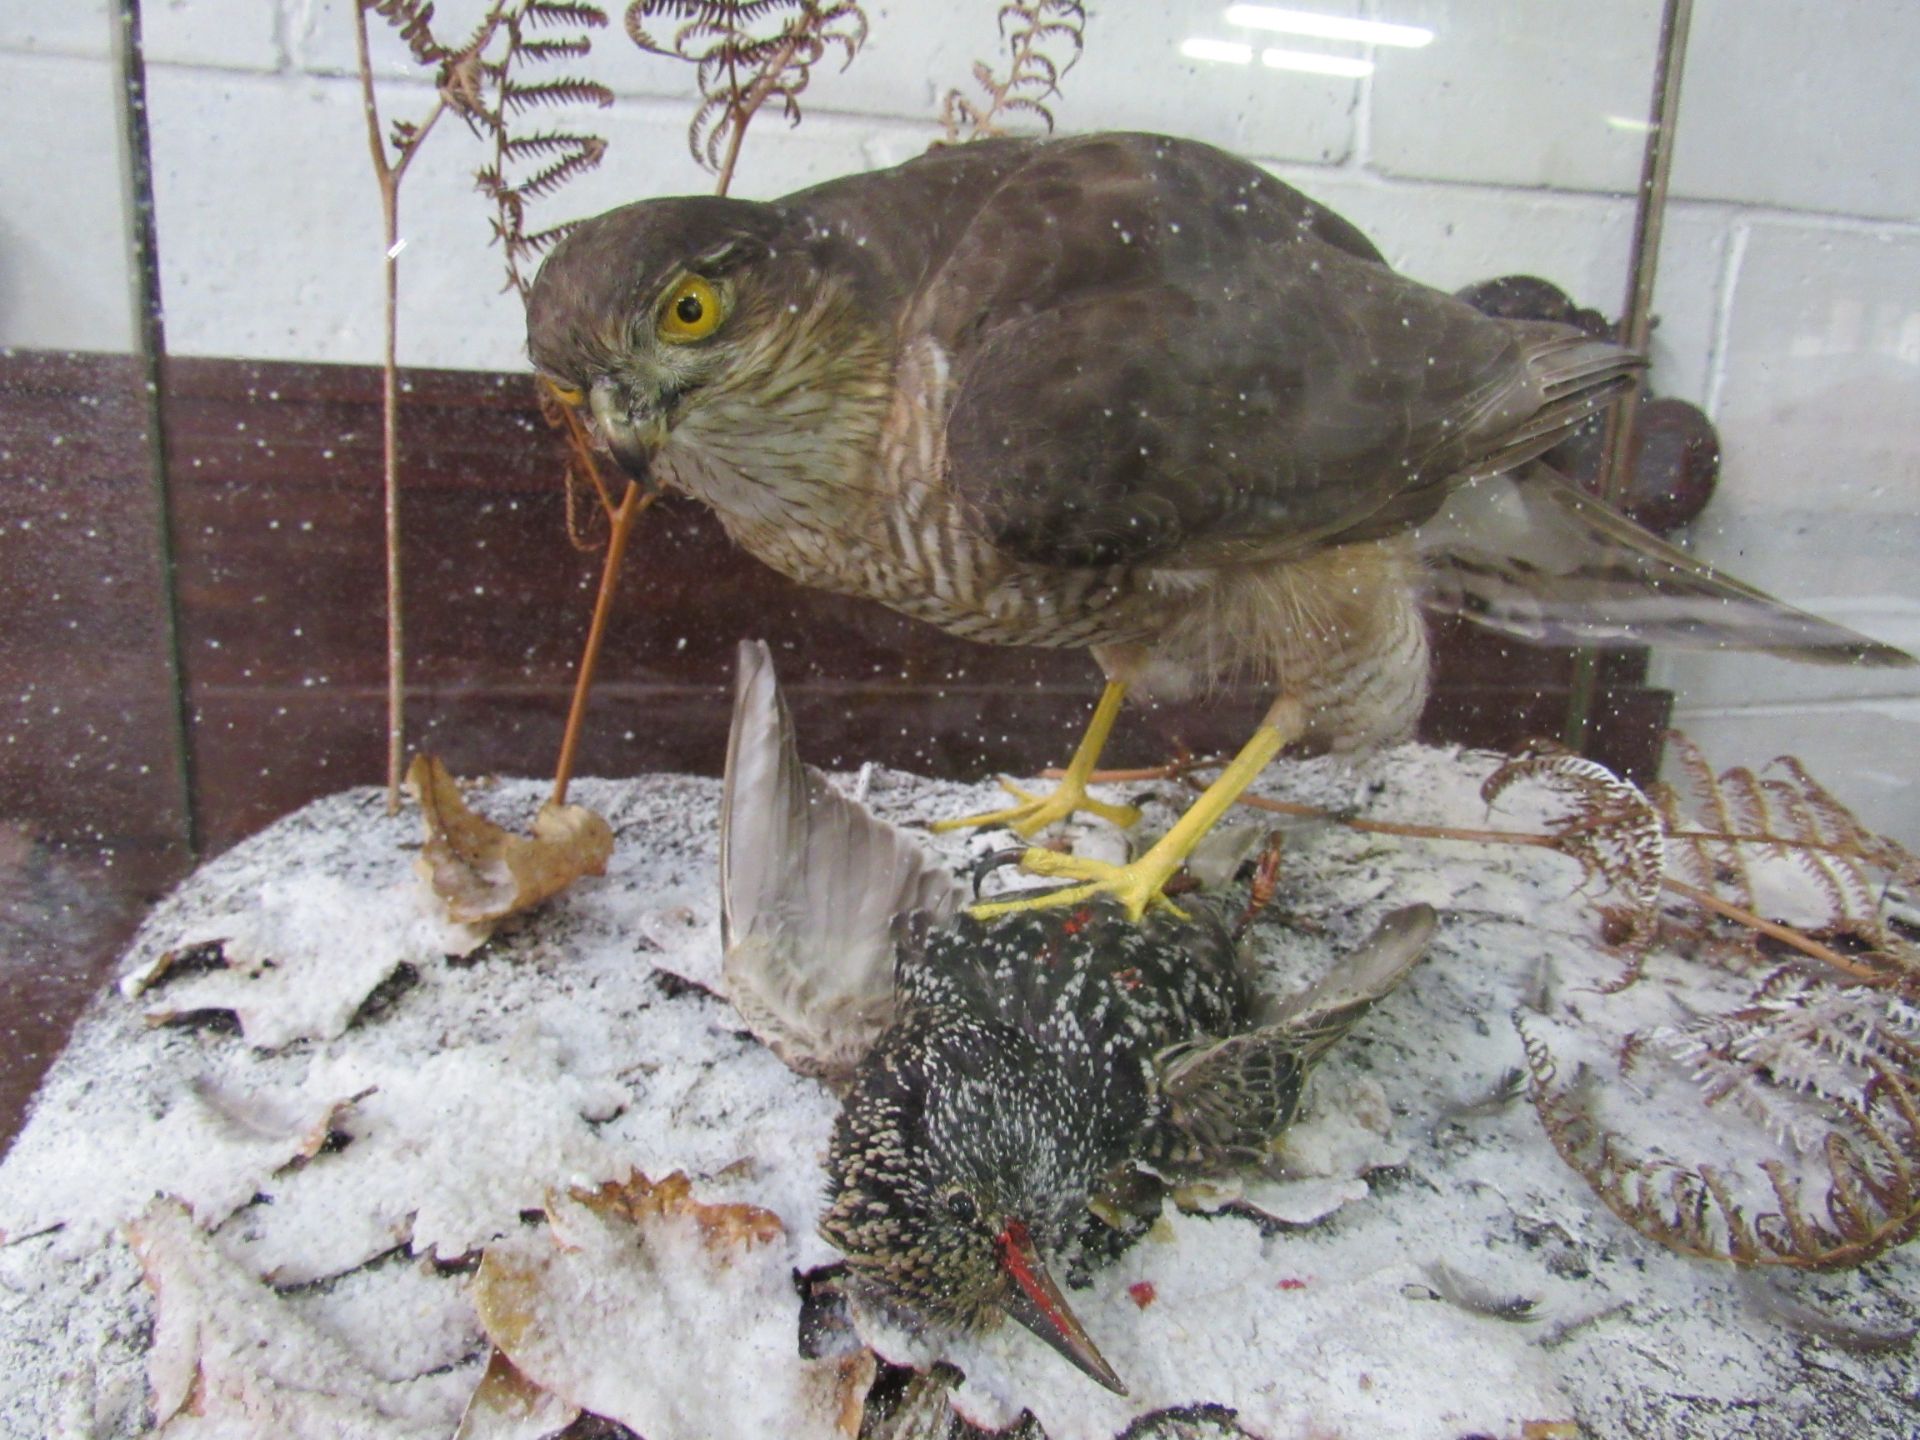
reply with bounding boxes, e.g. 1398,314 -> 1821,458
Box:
720,639 -> 967,1084
1261,901 -> 1438,1053
1420,463 -> 1916,666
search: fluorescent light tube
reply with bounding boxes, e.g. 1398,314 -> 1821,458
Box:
1261,46 -> 1374,77
1180,36 -> 1255,64
1225,5 -> 1434,49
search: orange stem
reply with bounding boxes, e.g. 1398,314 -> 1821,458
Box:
552,480 -> 654,806
1657,876 -> 1894,986
567,402 -> 619,519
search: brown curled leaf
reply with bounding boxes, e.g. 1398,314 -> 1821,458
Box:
408,753 -> 613,924
452,1346 -> 580,1440
569,1169 -> 785,1253
472,1170 -> 872,1440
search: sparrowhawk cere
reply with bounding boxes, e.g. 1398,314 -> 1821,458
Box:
528,132 -> 1911,918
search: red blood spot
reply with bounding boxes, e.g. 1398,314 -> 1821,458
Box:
1062,906 -> 1094,936
1114,967 -> 1142,990
1128,1281 -> 1157,1308
1276,1277 -> 1308,1291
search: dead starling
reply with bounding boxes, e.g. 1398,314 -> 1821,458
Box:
716,640 -> 1435,1394
819,897 -> 1433,1394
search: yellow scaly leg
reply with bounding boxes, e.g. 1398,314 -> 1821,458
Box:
969,697 -> 1306,923
931,680 -> 1142,836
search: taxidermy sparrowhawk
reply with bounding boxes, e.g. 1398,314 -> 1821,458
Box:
528,132 -> 1912,919
718,639 -> 1437,1393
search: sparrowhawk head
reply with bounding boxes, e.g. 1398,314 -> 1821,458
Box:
527,197 -> 889,492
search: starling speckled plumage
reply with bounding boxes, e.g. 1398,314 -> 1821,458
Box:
820,898 -> 1434,1394
532,132 -> 1910,920
717,641 -> 1435,1393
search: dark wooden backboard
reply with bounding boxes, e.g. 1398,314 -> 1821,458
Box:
4,349 -> 1666,853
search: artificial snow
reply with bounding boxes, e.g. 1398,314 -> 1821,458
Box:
0,752 -> 1915,1438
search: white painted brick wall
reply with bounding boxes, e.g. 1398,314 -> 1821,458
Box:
0,0 -> 115,58
3,0 -> 1915,841
1370,0 -> 1664,193
0,50 -> 136,353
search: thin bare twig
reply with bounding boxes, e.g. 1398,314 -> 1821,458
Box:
1658,876 -> 1894,986
354,0 -> 517,811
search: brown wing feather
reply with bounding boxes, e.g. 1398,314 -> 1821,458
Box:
923,134 -> 1639,570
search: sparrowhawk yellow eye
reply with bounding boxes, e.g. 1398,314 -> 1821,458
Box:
541,376 -> 585,406
658,274 -> 724,343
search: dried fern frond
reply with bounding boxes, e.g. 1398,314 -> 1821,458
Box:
1477,738 -> 1920,1272
1520,1012 -> 1920,1269
1483,745 -> 1665,964
463,3 -> 613,300
941,0 -> 1086,142
365,0 -> 451,66
1654,969 -> 1920,1151
628,0 -> 869,194
1653,734 -> 1919,991
526,0 -> 614,25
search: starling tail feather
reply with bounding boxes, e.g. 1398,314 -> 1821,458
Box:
719,643 -> 1436,1393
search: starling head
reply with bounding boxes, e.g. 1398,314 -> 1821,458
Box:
526,197 -> 892,504
821,1011 -> 1128,1393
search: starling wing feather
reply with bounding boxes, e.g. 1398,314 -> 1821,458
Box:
1153,904 -> 1435,1169
927,134 -> 1638,571
1259,903 -> 1437,1058
720,640 -> 967,1084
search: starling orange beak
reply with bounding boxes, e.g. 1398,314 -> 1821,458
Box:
995,1217 -> 1127,1395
